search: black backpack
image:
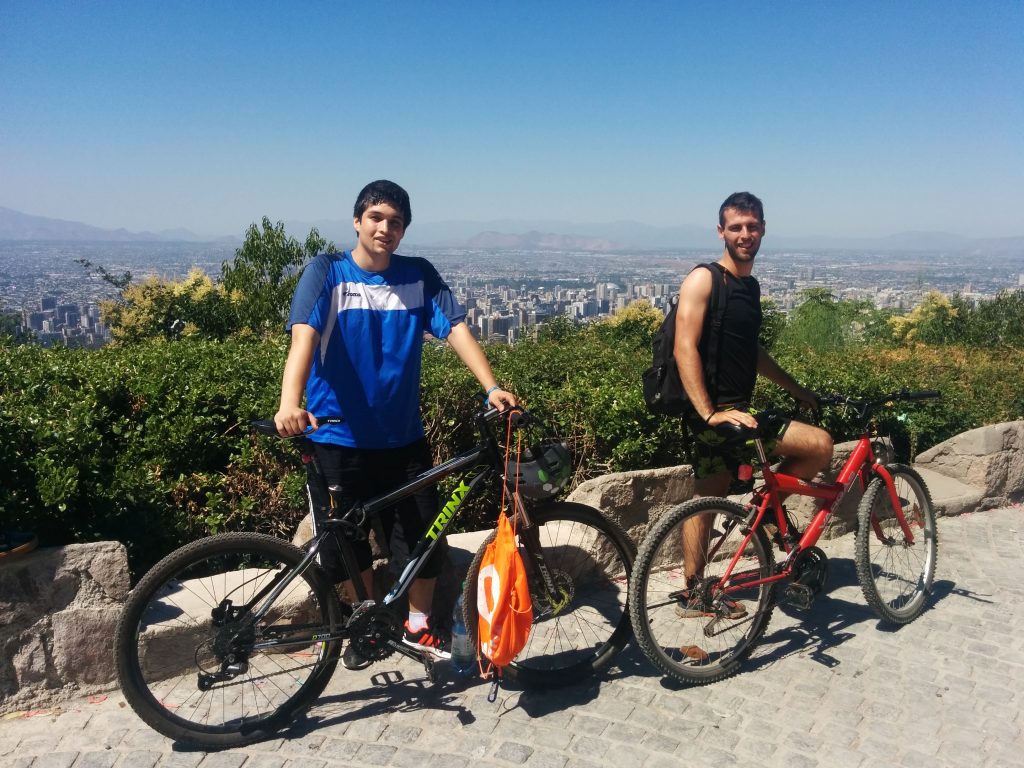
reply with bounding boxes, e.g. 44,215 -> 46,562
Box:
642,263 -> 731,417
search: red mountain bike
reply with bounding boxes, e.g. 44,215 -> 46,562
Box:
628,389 -> 940,685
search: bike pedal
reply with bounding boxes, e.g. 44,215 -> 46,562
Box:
783,582 -> 815,610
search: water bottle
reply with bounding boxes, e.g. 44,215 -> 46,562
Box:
450,586 -> 475,677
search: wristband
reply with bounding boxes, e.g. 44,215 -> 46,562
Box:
703,408 -> 716,423
485,385 -> 502,397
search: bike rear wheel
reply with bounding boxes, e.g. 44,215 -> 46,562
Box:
114,533 -> 343,748
855,464 -> 938,624
629,497 -> 775,685
463,501 -> 634,687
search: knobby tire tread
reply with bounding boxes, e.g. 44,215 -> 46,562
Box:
115,532 -> 342,748
854,464 -> 938,625
463,501 -> 634,688
628,497 -> 775,686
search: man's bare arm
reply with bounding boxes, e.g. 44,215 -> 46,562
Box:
446,322 -> 517,411
274,323 -> 319,435
756,346 -> 817,409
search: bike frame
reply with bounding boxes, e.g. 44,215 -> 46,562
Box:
245,409 -> 552,652
713,428 -> 915,596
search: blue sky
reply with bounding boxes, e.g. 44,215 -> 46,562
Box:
1,1 -> 1021,240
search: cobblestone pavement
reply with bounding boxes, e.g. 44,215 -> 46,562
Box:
2,507 -> 1021,768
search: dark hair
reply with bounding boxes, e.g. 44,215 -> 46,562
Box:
353,180 -> 412,227
719,191 -> 764,226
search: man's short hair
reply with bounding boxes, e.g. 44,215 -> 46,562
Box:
719,192 -> 764,225
353,180 -> 412,227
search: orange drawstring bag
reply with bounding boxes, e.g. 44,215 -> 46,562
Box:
476,416 -> 533,676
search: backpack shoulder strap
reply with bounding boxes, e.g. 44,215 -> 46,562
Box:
697,263 -> 732,404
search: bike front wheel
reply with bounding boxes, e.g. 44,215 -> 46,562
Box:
114,533 -> 343,748
855,464 -> 938,624
629,497 -> 776,685
463,501 -> 634,687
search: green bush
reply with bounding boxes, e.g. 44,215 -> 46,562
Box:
2,322 -> 1023,581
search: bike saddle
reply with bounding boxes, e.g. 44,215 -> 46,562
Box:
712,408 -> 789,442
713,422 -> 756,441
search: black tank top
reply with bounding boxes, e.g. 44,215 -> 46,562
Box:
707,270 -> 761,406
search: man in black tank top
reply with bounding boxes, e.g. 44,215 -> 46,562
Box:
673,192 -> 834,615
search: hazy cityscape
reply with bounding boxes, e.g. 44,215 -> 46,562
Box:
2,240 -> 1023,348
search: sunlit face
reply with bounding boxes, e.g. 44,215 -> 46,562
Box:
353,202 -> 406,258
718,207 -> 765,263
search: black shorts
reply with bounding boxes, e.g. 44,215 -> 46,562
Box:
308,438 -> 447,582
683,404 -> 790,480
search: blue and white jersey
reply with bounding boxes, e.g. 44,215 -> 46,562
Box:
286,251 -> 466,448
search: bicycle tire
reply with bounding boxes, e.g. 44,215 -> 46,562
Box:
855,464 -> 938,624
629,497 -> 775,685
114,533 -> 343,748
462,501 -> 634,687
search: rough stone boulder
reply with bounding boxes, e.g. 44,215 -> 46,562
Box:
567,465 -> 695,547
0,542 -> 129,713
915,420 -> 1024,511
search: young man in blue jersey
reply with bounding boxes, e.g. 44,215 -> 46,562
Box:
274,180 -> 516,666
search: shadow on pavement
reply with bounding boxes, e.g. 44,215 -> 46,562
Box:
289,666 -> 483,738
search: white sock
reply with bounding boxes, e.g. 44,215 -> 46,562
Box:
407,611 -> 429,632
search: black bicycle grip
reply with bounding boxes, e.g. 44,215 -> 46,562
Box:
250,416 -> 345,437
903,390 -> 941,401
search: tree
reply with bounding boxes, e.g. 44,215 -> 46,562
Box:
777,289 -> 847,353
888,291 -> 966,345
0,312 -> 23,346
759,298 -> 785,350
221,218 -> 335,334
100,269 -> 239,343
966,290 -> 1024,347
595,300 -> 661,345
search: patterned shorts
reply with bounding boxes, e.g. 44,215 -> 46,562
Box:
683,405 -> 790,480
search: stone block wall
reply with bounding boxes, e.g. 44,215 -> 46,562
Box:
916,421 -> 1024,509
0,542 -> 129,713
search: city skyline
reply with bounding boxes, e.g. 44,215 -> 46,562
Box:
2,2 -> 1022,241
4,240 -> 1022,349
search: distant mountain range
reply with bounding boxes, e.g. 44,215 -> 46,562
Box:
0,207 -> 234,243
1,206 -> 1021,256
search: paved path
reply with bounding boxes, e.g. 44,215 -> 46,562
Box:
2,507 -> 1022,768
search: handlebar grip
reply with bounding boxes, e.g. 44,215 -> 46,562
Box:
903,390 -> 941,401
251,419 -> 281,436
250,415 -> 345,438
481,405 -> 528,425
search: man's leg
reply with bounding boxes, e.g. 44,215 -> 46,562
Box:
682,471 -> 731,584
770,419 -> 833,482
408,578 -> 435,617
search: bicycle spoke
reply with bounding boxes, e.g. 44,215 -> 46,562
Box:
629,499 -> 775,685
116,534 -> 341,747
855,466 -> 937,624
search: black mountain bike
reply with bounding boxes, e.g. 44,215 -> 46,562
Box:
114,405 -> 633,748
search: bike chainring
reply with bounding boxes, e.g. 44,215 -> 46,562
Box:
346,604 -> 401,663
791,546 -> 829,596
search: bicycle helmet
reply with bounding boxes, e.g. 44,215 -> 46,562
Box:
507,439 -> 572,500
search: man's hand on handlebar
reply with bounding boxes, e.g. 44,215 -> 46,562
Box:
274,406 -> 318,437
486,387 -> 518,412
789,384 -> 820,414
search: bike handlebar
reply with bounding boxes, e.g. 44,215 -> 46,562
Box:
250,416 -> 345,438
714,389 -> 941,444
816,388 -> 941,410
250,406 -> 531,440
